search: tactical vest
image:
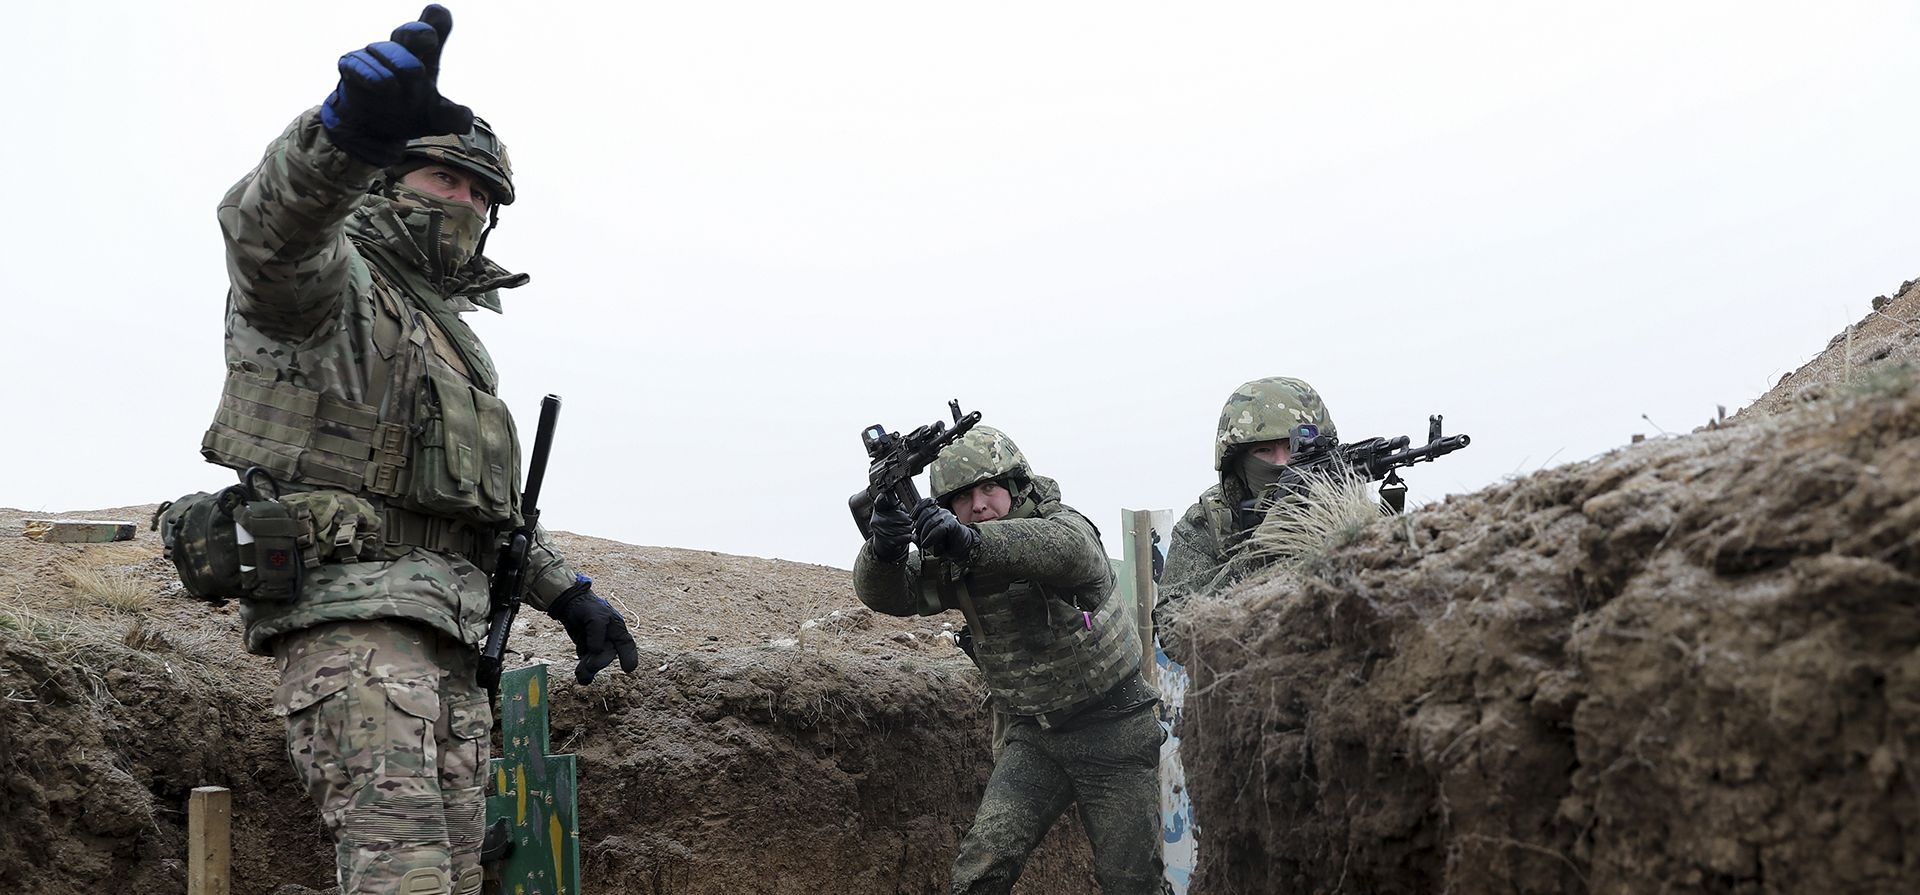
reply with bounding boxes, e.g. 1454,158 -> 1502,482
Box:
201,254 -> 521,556
921,531 -> 1141,727
1202,490 -> 1235,552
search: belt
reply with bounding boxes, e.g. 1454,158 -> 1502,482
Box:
379,507 -> 500,570
1031,671 -> 1159,731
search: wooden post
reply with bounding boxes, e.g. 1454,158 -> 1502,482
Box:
1125,509 -> 1158,685
187,786 -> 231,895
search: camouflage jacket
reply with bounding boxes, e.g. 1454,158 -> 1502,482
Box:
213,109 -> 578,655
852,476 -> 1141,723
1154,483 -> 1262,635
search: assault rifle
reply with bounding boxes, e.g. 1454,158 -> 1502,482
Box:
477,394 -> 561,691
1272,414 -> 1472,514
847,400 -> 981,538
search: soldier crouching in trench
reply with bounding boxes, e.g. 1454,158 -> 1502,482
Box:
1153,376 -> 1339,645
851,426 -> 1171,895
198,6 -> 637,893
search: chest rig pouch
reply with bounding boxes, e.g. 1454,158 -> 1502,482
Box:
409,361 -> 521,524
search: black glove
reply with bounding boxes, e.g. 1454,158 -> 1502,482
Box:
868,491 -> 914,562
546,579 -> 639,685
912,498 -> 979,562
320,4 -> 476,166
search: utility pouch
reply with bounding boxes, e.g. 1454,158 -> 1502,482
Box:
279,490 -> 385,566
409,364 -> 520,525
152,469 -> 309,605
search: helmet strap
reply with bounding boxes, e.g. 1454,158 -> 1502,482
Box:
468,203 -> 501,269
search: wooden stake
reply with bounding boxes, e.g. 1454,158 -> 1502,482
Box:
1128,509 -> 1158,685
188,786 -> 231,895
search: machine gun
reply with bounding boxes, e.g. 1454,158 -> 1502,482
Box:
1272,414 -> 1472,514
847,400 -> 981,538
477,394 -> 561,691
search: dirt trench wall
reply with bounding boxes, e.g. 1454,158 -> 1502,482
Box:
551,646 -> 1096,895
0,524 -> 1093,894
1168,378 -> 1920,894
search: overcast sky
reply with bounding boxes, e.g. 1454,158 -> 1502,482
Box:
3,1 -> 1913,569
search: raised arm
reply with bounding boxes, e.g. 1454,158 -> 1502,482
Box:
967,510 -> 1112,598
220,4 -> 477,339
217,110 -> 378,340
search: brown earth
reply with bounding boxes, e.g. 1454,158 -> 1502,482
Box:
1165,289 -> 1920,894
0,510 -> 1093,894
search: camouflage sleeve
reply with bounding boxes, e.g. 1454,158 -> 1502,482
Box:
523,523 -> 581,612
1154,500 -> 1222,632
217,109 -> 382,340
968,509 -> 1112,599
851,543 -> 943,617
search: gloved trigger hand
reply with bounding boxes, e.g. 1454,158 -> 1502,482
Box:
912,498 -> 979,562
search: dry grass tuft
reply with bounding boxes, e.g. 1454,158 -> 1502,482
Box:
61,562 -> 152,614
1244,469 -> 1390,574
0,587 -> 259,711
1839,357 -> 1917,402
0,598 -> 31,634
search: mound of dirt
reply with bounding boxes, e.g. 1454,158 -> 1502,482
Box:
0,508 -> 1092,893
1166,363 -> 1919,891
1738,277 -> 1920,419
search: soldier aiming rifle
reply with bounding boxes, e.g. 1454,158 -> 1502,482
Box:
1155,377 -> 1472,642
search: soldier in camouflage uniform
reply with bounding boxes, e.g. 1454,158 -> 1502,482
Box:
853,427 -> 1168,895
1153,377 -> 1336,640
204,7 -> 637,894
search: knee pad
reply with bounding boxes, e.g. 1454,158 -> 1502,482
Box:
452,867 -> 484,895
398,867 -> 451,895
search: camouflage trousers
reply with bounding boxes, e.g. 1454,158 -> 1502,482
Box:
952,703 -> 1169,895
275,619 -> 491,895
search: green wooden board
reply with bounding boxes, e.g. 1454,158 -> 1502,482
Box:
486,663 -> 582,895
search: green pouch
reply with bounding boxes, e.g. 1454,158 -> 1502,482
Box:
409,364 -> 519,525
279,490 -> 384,565
153,472 -> 309,604
470,387 -> 521,520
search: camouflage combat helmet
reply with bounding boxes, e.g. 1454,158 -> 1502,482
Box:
403,116 -> 515,205
1213,377 -> 1337,471
930,426 -> 1032,504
